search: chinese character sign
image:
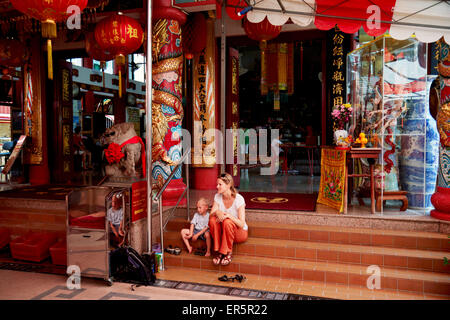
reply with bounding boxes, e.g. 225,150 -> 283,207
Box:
193,18 -> 216,167
331,29 -> 346,108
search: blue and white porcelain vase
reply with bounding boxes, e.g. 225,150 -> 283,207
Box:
399,76 -> 439,209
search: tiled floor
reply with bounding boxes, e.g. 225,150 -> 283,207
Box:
0,269 -> 250,300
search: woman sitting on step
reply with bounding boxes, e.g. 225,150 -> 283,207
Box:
209,172 -> 248,266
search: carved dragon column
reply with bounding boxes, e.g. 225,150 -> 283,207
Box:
430,40 -> 450,221
152,0 -> 187,206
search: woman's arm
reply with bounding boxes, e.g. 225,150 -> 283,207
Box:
211,201 -> 226,222
210,201 -> 219,215
224,205 -> 245,229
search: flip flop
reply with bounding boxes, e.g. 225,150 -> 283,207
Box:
164,245 -> 175,254
220,253 -> 232,266
213,254 -> 223,265
233,274 -> 246,283
218,275 -> 230,282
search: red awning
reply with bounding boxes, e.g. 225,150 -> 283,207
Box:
227,0 -> 450,43
314,0 -> 396,36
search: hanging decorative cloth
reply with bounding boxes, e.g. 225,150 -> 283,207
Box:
317,148 -> 347,213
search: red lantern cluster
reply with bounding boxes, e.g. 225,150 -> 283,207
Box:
10,0 -> 89,80
94,13 -> 144,97
242,17 -> 282,42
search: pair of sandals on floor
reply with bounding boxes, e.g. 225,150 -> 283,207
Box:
213,253 -> 232,266
165,245 -> 181,255
218,274 -> 245,283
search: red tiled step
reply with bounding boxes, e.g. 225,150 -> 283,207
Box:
163,231 -> 450,274
165,218 -> 450,251
157,267 -> 449,300
163,251 -> 450,297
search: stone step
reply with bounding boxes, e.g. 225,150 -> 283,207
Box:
0,198 -> 67,212
166,218 -> 450,251
163,231 -> 450,274
0,208 -> 67,238
163,251 -> 450,296
157,267 -> 449,300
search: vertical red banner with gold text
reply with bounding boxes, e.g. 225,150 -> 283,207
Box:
226,47 -> 240,187
192,18 -> 216,167
131,181 -> 147,222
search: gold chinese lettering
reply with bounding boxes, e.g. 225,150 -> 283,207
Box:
333,57 -> 343,69
333,34 -> 344,45
332,71 -> 344,82
333,83 -> 343,95
333,96 -> 343,106
127,25 -> 138,39
333,46 -> 343,56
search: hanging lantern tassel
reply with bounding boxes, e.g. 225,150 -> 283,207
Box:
47,39 -> 53,80
116,55 -> 125,98
260,40 -> 267,96
41,19 -> 57,80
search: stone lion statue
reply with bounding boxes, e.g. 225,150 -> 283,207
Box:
102,122 -> 145,177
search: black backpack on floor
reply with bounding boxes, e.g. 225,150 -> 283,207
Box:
110,246 -> 156,285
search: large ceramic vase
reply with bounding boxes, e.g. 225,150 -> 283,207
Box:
399,76 -> 439,209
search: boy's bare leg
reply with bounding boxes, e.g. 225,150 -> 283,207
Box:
180,229 -> 192,253
204,231 -> 211,257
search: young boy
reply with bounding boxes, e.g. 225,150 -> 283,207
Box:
107,194 -> 125,247
180,198 -> 211,256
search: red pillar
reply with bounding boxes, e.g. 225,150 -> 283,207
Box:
191,18 -> 219,190
28,37 -> 50,185
430,40 -> 450,221
152,0 -> 188,205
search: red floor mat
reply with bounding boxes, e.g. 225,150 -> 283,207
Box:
240,192 -> 317,211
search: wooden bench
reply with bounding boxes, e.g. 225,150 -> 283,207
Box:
375,190 -> 408,212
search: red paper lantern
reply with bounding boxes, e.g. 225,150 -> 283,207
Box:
0,39 -> 28,67
95,13 -> 144,97
242,17 -> 282,42
85,32 -> 113,87
182,12 -> 206,60
10,0 -> 88,79
86,32 -> 114,63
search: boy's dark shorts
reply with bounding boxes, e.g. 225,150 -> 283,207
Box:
193,228 -> 208,241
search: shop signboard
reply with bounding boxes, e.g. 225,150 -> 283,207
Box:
131,180 -> 147,222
